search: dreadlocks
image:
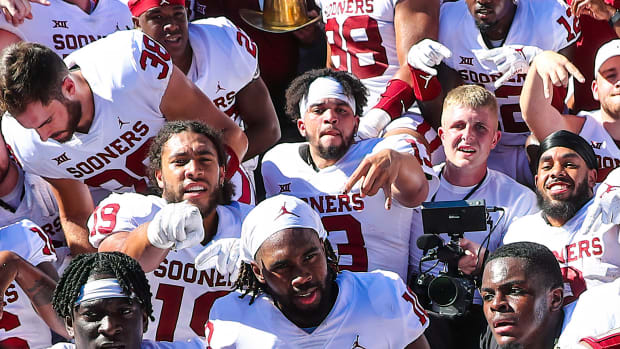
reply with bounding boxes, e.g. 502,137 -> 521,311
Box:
52,252 -> 154,321
234,238 -> 339,305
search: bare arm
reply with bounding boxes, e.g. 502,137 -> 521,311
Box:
160,65 -> 248,162
571,0 -> 620,37
236,77 -> 280,160
46,178 -> 96,256
0,251 -> 69,338
520,51 -> 586,141
0,28 -> 20,52
404,334 -> 431,349
97,224 -> 169,272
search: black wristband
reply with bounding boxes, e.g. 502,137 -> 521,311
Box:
609,9 -> 620,27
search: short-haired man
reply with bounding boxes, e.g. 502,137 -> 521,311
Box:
479,241 -> 567,349
521,39 -> 620,183
0,36 -> 247,256
504,130 -> 620,303
88,121 -> 250,341
130,0 -> 280,204
408,0 -> 579,186
0,219 -> 68,347
261,68 -> 438,281
205,194 -> 431,348
50,252 -> 204,348
409,84 -> 537,348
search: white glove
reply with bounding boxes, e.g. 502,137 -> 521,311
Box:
407,39 -> 452,76
476,45 -> 543,88
195,238 -> 242,283
356,108 -> 391,140
147,201 -> 205,250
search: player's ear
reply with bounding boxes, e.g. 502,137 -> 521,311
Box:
548,286 -> 563,312
142,311 -> 149,333
297,118 -> 307,138
65,315 -> 75,338
490,130 -> 501,149
132,16 -> 141,29
61,76 -> 76,99
251,261 -> 265,283
155,169 -> 164,190
588,168 -> 597,189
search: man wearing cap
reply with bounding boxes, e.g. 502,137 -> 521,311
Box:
261,68 -> 438,282
130,0 -> 280,204
504,130 -> 620,304
0,32 -> 247,256
204,194 -> 430,348
50,252 -> 204,348
521,39 -> 620,183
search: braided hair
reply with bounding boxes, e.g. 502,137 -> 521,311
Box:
234,238 -> 339,305
52,252 -> 154,321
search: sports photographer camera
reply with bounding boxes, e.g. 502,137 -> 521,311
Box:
408,85 -> 537,349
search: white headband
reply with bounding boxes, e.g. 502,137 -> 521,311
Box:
298,76 -> 356,118
75,278 -> 131,305
240,194 -> 327,263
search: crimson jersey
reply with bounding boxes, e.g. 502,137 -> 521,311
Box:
0,0 -> 131,58
504,200 -> 620,304
88,193 -> 251,341
578,110 -> 620,182
2,30 -> 173,194
262,135 -> 438,280
0,219 -> 56,349
186,17 -> 259,204
206,271 -> 428,348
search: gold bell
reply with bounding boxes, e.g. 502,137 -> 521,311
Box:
239,0 -> 321,33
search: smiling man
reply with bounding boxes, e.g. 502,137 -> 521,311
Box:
86,121 -> 251,341
479,241 -> 567,349
504,130 -> 620,304
205,194 -> 430,348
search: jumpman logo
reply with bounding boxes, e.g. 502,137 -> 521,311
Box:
600,184 -> 620,198
216,81 -> 226,93
419,73 -> 433,89
274,204 -> 299,220
351,335 -> 366,349
117,117 -> 129,128
160,0 -> 169,5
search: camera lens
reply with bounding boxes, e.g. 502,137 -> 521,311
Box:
428,276 -> 458,306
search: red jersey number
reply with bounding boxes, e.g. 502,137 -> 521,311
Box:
0,310 -> 29,348
321,214 -> 369,272
139,35 -> 171,79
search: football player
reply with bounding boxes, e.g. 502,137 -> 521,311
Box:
131,0 -> 280,204
89,121 -> 250,341
0,36 -> 247,256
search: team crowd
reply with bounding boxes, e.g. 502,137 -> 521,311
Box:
0,0 -> 619,348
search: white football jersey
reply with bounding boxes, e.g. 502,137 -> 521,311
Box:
504,200 -> 620,304
0,219 -> 56,349
439,0 -> 579,146
558,278 -> 620,348
578,110 -> 620,183
187,17 -> 259,204
206,270 -> 428,349
0,0 -> 132,58
49,337 -> 205,349
262,135 -> 438,280
2,30 -> 172,194
0,167 -> 68,271
409,166 -> 537,294
87,193 -> 251,341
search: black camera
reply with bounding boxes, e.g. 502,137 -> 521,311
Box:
412,200 -> 488,319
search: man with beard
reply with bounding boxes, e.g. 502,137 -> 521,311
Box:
130,0 -> 280,204
87,121 -> 251,341
504,130 -> 620,304
521,39 -> 620,183
407,0 -> 578,187
0,36 -> 247,257
261,68 -> 438,282
479,241 -> 568,349
205,194 -> 431,348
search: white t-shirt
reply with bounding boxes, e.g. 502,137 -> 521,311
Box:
439,0 -> 579,146
262,135 -> 438,280
558,278 -> 620,348
187,17 -> 259,205
49,337 -> 205,349
409,166 -> 537,292
2,30 -> 172,193
206,270 -> 429,348
504,201 -> 620,304
578,110 -> 620,183
0,219 -> 57,349
88,193 -> 251,341
0,0 -> 132,58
